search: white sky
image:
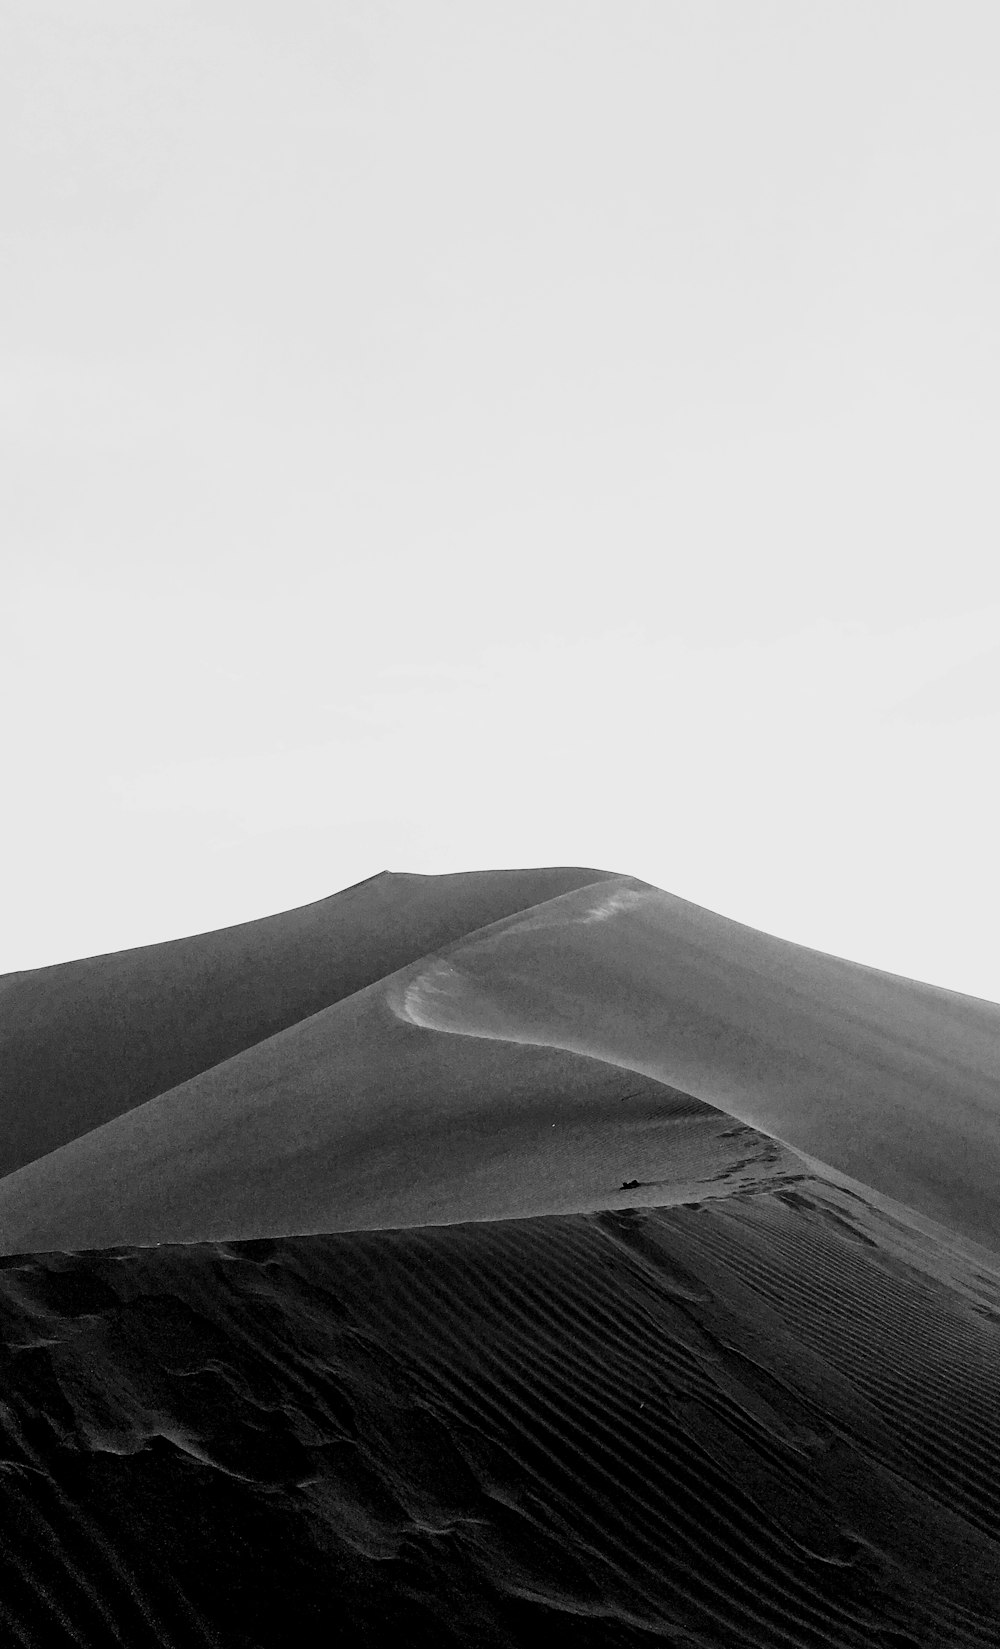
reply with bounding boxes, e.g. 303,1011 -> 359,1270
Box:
4,1 -> 1000,1000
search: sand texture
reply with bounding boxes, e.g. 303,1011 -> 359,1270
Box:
2,866 -> 1000,1645
0,867 -> 616,1178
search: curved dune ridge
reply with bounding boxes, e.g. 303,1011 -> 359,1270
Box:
0,865 -> 618,1177
1,867 -> 999,1255
3,865 -> 1000,1646
389,877 -> 1000,1252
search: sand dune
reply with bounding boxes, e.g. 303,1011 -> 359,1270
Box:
0,865 -> 614,1177
390,879 -> 1000,1252
3,866 -> 1000,1646
2,870 -> 999,1256
0,984 -> 753,1251
2,1190 -> 1000,1646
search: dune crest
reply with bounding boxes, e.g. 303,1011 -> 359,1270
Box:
2,868 -> 999,1259
0,865 -> 617,1177
389,881 -> 1000,1251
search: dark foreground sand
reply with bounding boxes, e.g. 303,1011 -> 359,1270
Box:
2,868 -> 1000,1646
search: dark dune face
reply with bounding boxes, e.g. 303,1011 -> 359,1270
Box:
2,1187 -> 1000,1648
0,865 -> 615,1176
4,865 -> 1000,1647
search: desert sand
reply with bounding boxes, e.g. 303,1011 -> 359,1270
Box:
2,867 -> 1000,1646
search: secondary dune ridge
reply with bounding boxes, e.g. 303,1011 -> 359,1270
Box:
2,865 -> 1000,1646
3,1192 -> 1000,1647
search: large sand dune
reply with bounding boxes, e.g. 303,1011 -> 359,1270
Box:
0,866 -> 614,1177
2,866 -> 1000,1646
2,870 -> 998,1255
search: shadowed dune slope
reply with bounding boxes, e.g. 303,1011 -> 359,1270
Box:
391,881 -> 1000,1252
2,1188 -> 1000,1648
0,865 -> 616,1176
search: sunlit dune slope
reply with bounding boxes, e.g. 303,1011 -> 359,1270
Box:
391,880 -> 1000,1251
3,1192 -> 1000,1647
0,865 -> 615,1176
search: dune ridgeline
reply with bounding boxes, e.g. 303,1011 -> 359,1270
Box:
2,867 -> 999,1647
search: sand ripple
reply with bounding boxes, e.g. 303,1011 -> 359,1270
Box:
2,1187 -> 999,1646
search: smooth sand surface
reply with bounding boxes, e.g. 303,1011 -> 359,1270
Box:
0,966 -> 790,1253
392,878 -> 1000,1252
3,866 -> 1000,1646
0,865 -> 615,1177
2,870 -> 999,1255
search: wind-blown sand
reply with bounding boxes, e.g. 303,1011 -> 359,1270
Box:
2,867 -> 1000,1646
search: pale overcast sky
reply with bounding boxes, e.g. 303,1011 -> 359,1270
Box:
4,1 -> 1000,1000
